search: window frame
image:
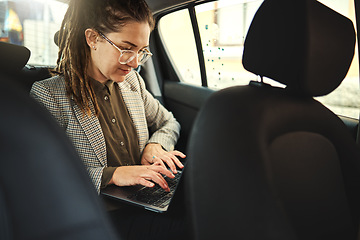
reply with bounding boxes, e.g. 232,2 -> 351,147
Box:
154,0 -> 360,121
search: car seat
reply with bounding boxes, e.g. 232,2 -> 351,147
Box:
186,0 -> 360,239
0,42 -> 30,75
0,47 -> 119,239
0,42 -> 52,92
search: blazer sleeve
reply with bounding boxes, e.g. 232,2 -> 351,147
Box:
135,72 -> 181,151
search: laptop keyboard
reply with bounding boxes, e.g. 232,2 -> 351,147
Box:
128,172 -> 181,208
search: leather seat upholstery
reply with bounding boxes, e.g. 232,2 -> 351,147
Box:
186,0 -> 360,239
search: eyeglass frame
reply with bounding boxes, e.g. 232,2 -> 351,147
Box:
96,31 -> 153,65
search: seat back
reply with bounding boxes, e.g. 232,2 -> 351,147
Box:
0,41 -> 52,92
0,42 -> 30,74
186,0 -> 360,239
0,75 -> 119,239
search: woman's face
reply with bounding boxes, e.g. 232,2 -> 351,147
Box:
86,21 -> 151,83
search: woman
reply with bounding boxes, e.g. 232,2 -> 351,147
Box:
30,0 -> 189,239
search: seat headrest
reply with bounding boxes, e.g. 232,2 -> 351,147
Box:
242,0 -> 355,97
0,42 -> 30,74
54,30 -> 60,47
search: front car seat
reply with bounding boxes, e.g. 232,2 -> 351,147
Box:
0,59 -> 118,238
186,0 -> 360,239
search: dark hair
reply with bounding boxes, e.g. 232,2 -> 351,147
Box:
54,0 -> 154,116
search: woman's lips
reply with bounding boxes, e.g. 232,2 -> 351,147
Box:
119,68 -> 131,74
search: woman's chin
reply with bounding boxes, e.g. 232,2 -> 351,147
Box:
112,75 -> 126,83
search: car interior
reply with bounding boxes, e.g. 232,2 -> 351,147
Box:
0,47 -> 119,239
186,0 -> 360,239
1,0 -> 360,239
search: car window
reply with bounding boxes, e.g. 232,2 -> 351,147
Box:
159,0 -> 262,87
196,0 -> 262,88
159,9 -> 202,86
0,0 -> 67,66
315,0 -> 359,119
159,0 -> 359,119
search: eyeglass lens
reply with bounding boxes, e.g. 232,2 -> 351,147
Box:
119,50 -> 150,65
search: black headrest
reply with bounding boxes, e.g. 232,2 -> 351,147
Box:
0,42 -> 30,74
54,30 -> 60,47
242,0 -> 355,97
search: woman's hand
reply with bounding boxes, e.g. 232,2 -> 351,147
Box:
141,143 -> 186,174
109,164 -> 175,192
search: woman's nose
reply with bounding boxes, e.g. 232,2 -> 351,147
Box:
127,55 -> 139,69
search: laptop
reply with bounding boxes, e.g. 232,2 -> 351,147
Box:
101,169 -> 184,213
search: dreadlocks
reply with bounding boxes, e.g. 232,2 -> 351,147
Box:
54,0 -> 154,116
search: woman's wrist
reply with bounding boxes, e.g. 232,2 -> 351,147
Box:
108,167 -> 120,185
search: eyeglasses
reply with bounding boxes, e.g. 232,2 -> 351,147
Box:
97,31 -> 152,65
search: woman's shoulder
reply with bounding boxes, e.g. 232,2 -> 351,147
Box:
32,75 -> 66,92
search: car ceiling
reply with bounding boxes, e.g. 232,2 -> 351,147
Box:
146,0 -> 196,14
55,0 -> 196,14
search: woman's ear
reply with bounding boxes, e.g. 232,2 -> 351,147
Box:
85,28 -> 98,50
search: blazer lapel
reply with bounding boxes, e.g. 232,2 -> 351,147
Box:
117,80 -> 148,152
72,100 -> 107,166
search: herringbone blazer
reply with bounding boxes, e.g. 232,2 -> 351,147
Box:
30,70 -> 180,192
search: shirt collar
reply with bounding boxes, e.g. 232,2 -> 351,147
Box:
90,77 -> 115,95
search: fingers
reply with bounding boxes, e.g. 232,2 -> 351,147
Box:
111,165 -> 173,192
150,164 -> 175,179
138,178 -> 155,188
152,156 -> 166,168
141,144 -> 186,174
160,151 -> 186,173
171,150 -> 186,159
154,154 -> 177,174
140,178 -> 169,192
139,167 -> 172,192
169,151 -> 185,169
